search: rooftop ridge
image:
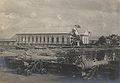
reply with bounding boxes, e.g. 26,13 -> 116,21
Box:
16,32 -> 71,35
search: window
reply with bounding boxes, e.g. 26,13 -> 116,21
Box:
28,36 -> 30,42
44,37 -> 46,42
32,36 -> 34,42
47,37 -> 49,43
62,36 -> 64,44
51,37 -> 54,43
21,36 -> 23,42
36,36 -> 38,43
67,37 -> 69,43
56,37 -> 59,43
39,36 -> 41,42
24,36 -> 26,42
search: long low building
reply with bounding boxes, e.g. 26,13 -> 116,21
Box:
16,33 -> 71,46
0,27 -> 91,47
0,39 -> 16,46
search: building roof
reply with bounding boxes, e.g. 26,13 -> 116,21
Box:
72,27 -> 90,36
76,28 -> 86,35
16,32 -> 71,35
0,39 -> 16,42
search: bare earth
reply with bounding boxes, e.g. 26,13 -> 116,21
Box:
0,50 -> 119,83
0,69 -> 118,83
0,70 -> 61,83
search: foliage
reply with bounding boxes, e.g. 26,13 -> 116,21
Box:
96,34 -> 120,46
96,36 -> 106,45
70,29 -> 83,46
107,34 -> 120,46
56,49 -> 82,64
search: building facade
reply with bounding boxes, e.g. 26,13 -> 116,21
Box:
0,27 -> 91,47
0,39 -> 16,46
16,33 -> 71,46
70,27 -> 91,45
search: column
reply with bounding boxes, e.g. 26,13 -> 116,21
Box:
82,36 -> 84,44
49,36 -> 52,44
34,35 -> 36,44
26,35 -> 28,44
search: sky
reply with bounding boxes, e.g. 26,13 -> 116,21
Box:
0,0 -> 120,39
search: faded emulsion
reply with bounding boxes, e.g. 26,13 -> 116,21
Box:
0,0 -> 120,83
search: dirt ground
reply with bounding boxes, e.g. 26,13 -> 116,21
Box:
0,69 -> 119,83
0,70 -> 62,83
0,49 -> 120,83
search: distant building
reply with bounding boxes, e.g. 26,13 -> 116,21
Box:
89,37 -> 99,45
71,27 -> 91,45
0,39 -> 16,46
15,33 -> 71,46
0,26 -> 91,47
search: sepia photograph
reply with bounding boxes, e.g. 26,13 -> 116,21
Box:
0,0 -> 120,83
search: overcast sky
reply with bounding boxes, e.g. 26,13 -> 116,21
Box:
0,0 -> 120,38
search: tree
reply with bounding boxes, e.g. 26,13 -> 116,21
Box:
96,36 -> 106,45
107,34 -> 119,46
57,49 -> 82,64
70,28 -> 83,46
